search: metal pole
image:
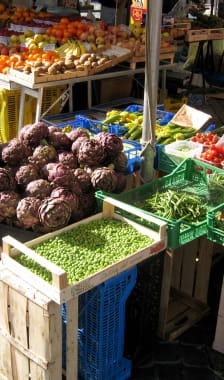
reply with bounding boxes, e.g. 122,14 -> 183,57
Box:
141,0 -> 163,183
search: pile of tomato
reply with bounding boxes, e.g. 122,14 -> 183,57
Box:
190,132 -> 219,145
199,144 -> 224,168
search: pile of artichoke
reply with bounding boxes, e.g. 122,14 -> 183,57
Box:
0,122 -> 129,232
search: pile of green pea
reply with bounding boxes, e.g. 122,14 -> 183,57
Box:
14,218 -> 154,285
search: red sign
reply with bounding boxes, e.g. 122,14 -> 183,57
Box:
151,242 -> 165,254
131,6 -> 147,23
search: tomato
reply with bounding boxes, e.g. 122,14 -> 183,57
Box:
206,168 -> 213,174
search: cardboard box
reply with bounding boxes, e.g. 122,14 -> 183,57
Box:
100,77 -> 133,104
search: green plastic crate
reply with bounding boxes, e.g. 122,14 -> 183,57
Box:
96,158 -> 224,250
157,148 -> 178,174
207,203 -> 224,246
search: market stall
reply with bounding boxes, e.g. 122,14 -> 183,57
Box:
1,1 -> 224,379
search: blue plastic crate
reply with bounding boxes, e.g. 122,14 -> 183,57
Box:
62,266 -> 137,380
75,115 -> 128,136
125,104 -> 174,126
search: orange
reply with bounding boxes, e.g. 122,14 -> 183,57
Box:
60,17 -> 69,25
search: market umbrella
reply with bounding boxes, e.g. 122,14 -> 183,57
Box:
141,0 -> 163,183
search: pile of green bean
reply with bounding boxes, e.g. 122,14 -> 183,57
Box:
14,218 -> 154,285
136,190 -> 207,223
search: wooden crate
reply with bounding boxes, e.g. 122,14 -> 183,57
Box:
9,67 -> 89,84
0,197 -> 167,305
213,275 -> 224,353
157,236 -> 214,341
207,28 -> 224,40
186,29 -> 208,42
130,45 -> 176,69
0,197 -> 167,379
0,264 -> 72,380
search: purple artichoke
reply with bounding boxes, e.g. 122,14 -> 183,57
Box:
39,197 -> 72,229
48,126 -> 61,135
111,152 -> 128,172
28,144 -> 57,168
84,165 -> 101,176
78,140 -> 105,166
0,143 -> 8,165
48,131 -> 71,150
41,162 -> 58,179
74,168 -> 92,193
79,192 -> 97,218
15,164 -> 40,188
19,124 -> 32,141
48,163 -> 75,188
58,151 -> 77,170
114,172 -> 127,193
0,168 -> 16,191
23,143 -> 33,158
70,179 -> 82,196
0,191 -> 20,218
22,122 -> 49,146
71,136 -> 89,156
16,197 -> 42,228
91,167 -> 118,192
94,132 -> 123,161
26,179 -> 52,200
2,138 -> 26,166
69,128 -> 89,142
51,187 -> 79,211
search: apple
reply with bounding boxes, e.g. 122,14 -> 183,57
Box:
95,29 -> 105,38
20,46 -> 28,53
29,43 -> 37,49
88,26 -> 96,34
9,47 -> 17,56
1,46 -> 9,55
116,31 -> 128,39
79,32 -> 88,41
10,35 -> 19,43
162,32 -> 170,38
38,41 -> 46,49
96,36 -> 105,45
49,37 -> 57,44
19,35 -> 26,43
34,34 -> 44,43
24,30 -> 34,38
87,34 -> 95,43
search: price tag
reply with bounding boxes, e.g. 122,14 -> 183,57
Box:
43,44 -> 55,52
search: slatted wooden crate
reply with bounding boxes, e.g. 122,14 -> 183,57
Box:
213,274 -> 224,353
0,197 -> 167,379
157,236 -> 214,341
186,29 -> 208,42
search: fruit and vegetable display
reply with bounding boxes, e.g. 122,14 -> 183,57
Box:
0,124 -> 130,232
136,190 -> 207,224
14,218 -> 154,284
98,109 -> 197,144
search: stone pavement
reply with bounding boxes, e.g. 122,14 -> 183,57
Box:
129,313 -> 224,380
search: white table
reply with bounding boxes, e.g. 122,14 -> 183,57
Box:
7,62 -> 178,134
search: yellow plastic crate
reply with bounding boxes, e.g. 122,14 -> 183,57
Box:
33,85 -> 67,116
0,85 -> 67,143
164,96 -> 188,113
0,89 -> 34,143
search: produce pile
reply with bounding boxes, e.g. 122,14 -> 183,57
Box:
99,109 -> 197,144
14,218 -> 154,284
208,172 -> 224,206
0,123 -> 129,232
135,190 -> 207,224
